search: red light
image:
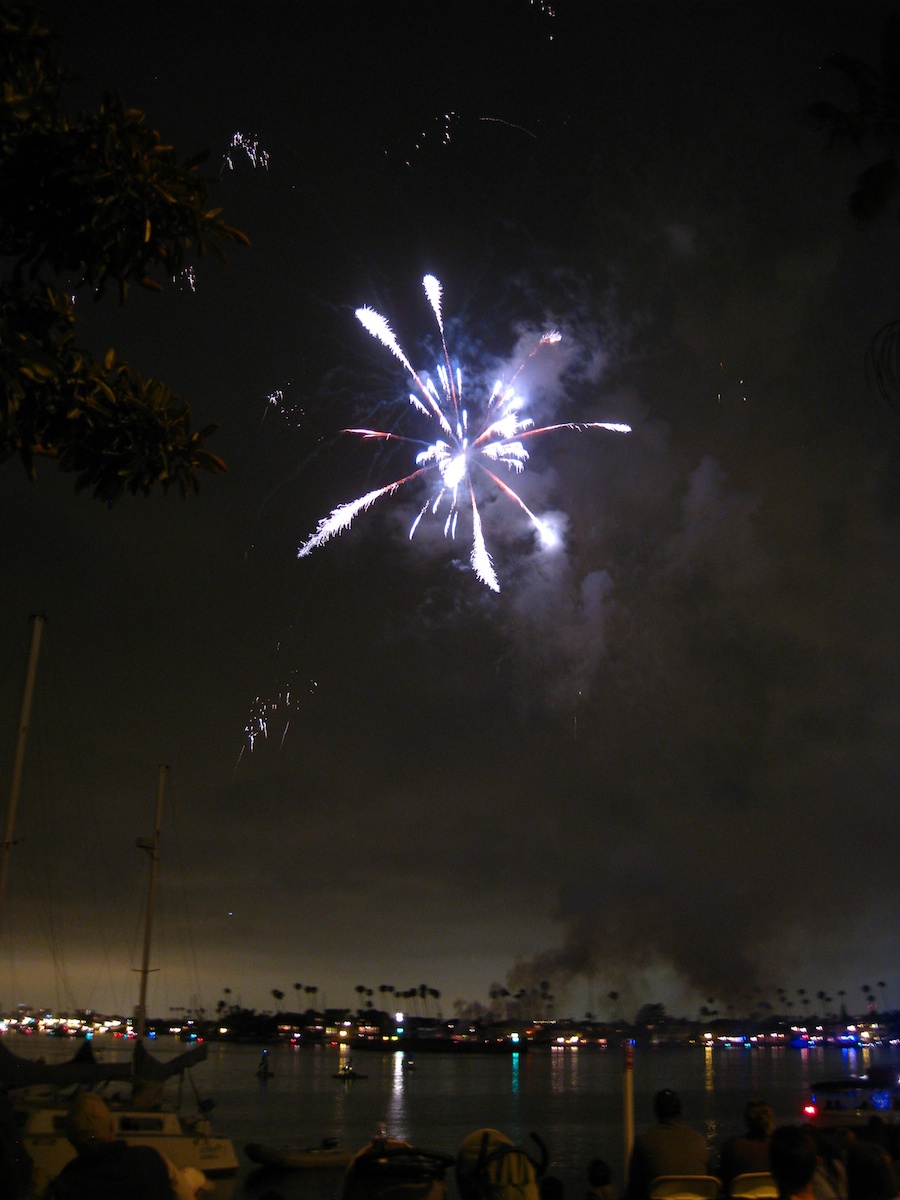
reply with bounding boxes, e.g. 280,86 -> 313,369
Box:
803,1104 -> 817,1118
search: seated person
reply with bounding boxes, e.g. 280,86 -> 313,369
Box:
625,1089 -> 710,1200
719,1101 -> 775,1192
42,1093 -> 201,1200
587,1158 -> 618,1200
769,1126 -> 818,1200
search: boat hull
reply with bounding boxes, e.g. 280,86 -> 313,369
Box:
18,1101 -> 239,1179
805,1068 -> 900,1127
245,1142 -> 352,1170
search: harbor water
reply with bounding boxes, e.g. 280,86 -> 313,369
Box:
12,1038 -> 897,1200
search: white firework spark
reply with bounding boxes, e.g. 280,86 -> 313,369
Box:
266,386 -> 305,425
396,112 -> 537,168
224,132 -> 270,171
235,675 -> 318,774
172,265 -> 197,292
297,275 -> 630,591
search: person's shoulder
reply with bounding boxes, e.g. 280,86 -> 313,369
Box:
123,1142 -> 170,1167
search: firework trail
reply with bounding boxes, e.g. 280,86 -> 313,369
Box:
297,276 -> 630,592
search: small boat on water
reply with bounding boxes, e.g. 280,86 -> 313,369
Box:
334,1062 -> 367,1081
245,1139 -> 352,1170
803,1064 -> 900,1126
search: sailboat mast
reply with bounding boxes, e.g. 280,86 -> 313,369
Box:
0,613 -> 45,944
135,764 -> 167,1040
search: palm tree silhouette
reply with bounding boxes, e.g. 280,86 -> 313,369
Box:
809,13 -> 900,223
809,12 -> 900,413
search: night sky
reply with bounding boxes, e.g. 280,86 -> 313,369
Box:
1,1 -> 898,1024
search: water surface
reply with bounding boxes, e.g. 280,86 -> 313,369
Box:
11,1037 -> 891,1200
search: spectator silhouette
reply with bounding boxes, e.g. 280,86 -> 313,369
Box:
769,1126 -> 819,1200
0,1090 -> 32,1199
719,1101 -> 775,1192
845,1141 -> 898,1200
625,1089 -> 710,1200
41,1093 -> 201,1199
811,1128 -> 849,1200
541,1177 -> 566,1200
587,1158 -> 618,1200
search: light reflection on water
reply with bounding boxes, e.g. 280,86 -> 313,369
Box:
702,1043 -> 716,1146
386,1052 -> 409,1140
9,1038 -> 898,1200
550,1046 -> 567,1094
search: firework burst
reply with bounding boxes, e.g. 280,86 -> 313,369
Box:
297,276 -> 630,591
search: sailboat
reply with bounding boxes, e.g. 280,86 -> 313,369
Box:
12,1040 -> 239,1180
0,617 -> 239,1181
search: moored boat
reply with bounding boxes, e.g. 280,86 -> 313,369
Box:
354,1032 -> 525,1054
245,1140 -> 352,1170
4,1036 -> 239,1179
17,1089 -> 239,1179
803,1064 -> 900,1126
0,695 -> 238,1184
